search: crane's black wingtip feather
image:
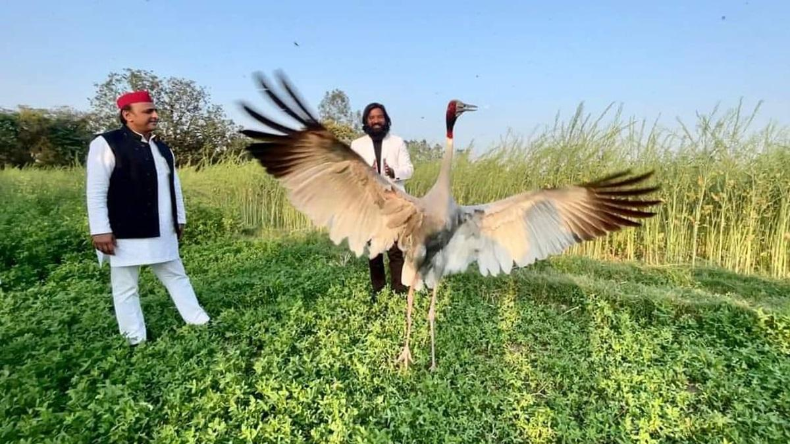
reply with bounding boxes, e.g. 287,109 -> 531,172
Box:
594,170 -> 656,189
582,169 -> 633,187
275,72 -> 320,124
239,129 -> 291,141
582,170 -> 661,194
241,103 -> 297,135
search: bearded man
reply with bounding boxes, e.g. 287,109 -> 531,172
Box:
349,102 -> 414,299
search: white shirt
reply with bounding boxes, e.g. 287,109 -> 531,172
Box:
350,133 -> 414,190
85,130 -> 186,267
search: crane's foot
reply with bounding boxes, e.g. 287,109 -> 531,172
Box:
429,361 -> 437,372
395,345 -> 413,369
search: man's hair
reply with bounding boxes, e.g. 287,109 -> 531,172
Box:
118,105 -> 131,125
362,102 -> 392,136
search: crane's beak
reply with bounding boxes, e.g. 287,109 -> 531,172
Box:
458,103 -> 477,115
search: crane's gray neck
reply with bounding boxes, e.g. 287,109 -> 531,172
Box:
435,136 -> 454,194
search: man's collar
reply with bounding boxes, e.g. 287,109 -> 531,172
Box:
124,125 -> 156,142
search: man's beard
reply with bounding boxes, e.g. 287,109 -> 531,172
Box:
364,122 -> 390,139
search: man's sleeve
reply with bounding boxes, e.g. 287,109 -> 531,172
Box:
172,150 -> 186,225
85,136 -> 115,235
395,139 -> 414,181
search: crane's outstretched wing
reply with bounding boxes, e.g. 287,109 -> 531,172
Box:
239,71 -> 423,257
438,170 -> 661,279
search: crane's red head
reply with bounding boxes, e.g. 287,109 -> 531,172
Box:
446,99 -> 476,139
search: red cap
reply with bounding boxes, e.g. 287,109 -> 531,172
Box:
116,91 -> 153,109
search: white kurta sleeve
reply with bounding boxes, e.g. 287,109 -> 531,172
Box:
172,150 -> 186,225
394,139 -> 414,181
85,136 -> 115,235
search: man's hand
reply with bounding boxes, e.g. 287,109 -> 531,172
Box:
177,224 -> 185,240
384,160 -> 395,178
92,233 -> 116,255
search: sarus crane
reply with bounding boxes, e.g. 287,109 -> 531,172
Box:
239,71 -> 662,371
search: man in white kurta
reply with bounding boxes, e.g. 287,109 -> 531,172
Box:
86,90 -> 209,345
350,102 -> 414,298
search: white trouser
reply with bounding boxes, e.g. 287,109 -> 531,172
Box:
110,258 -> 210,345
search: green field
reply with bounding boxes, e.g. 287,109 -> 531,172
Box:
2,110 -> 790,442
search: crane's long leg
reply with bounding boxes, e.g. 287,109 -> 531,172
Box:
428,283 -> 439,371
395,275 -> 418,369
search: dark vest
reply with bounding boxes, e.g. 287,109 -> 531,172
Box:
98,126 -> 179,239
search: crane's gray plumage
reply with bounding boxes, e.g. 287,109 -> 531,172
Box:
240,70 -> 662,370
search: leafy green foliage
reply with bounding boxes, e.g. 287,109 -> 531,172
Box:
0,168 -> 89,289
1,169 -> 789,443
0,169 -> 238,291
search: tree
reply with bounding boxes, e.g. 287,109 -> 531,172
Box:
317,89 -> 362,144
318,89 -> 361,129
0,106 -> 93,168
405,139 -> 443,163
0,110 -> 27,168
88,68 -> 241,166
28,107 -> 94,166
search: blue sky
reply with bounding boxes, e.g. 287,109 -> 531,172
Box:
1,0 -> 788,149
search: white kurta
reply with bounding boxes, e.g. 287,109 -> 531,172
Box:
86,131 -> 186,267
